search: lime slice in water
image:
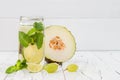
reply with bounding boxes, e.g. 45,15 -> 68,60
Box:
23,44 -> 44,63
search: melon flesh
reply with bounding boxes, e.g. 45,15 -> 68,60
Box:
45,25 -> 76,62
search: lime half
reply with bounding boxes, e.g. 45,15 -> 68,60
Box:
27,63 -> 43,72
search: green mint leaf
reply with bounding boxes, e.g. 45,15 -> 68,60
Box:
15,60 -> 21,70
20,60 -> 27,69
27,28 -> 36,36
6,66 -> 17,74
19,31 -> 31,47
36,33 -> 44,49
15,60 -> 27,70
6,59 -> 27,74
29,35 -> 37,45
33,22 -> 44,31
25,35 -> 36,45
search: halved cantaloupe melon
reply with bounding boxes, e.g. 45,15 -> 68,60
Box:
45,25 -> 76,62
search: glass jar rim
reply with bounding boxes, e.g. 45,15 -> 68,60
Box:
20,16 -> 44,21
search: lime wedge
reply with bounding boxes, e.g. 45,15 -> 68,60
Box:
27,63 -> 43,72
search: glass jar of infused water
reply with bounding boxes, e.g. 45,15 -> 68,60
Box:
19,16 -> 44,72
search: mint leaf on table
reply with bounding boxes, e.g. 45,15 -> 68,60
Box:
19,60 -> 27,69
19,31 -> 31,47
15,60 -> 27,70
15,60 -> 21,70
36,33 -> 44,49
33,22 -> 44,31
6,60 -> 27,74
6,66 -> 17,74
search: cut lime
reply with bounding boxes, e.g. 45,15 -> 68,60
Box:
27,63 -> 43,72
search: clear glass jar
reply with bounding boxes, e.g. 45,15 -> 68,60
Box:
19,16 -> 44,72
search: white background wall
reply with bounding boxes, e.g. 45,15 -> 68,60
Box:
0,0 -> 120,51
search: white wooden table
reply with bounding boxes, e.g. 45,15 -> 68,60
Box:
0,51 -> 120,80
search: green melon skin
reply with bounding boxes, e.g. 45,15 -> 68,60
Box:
45,25 -> 76,63
45,58 -> 62,65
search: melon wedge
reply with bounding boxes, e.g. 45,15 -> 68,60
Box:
45,25 -> 76,62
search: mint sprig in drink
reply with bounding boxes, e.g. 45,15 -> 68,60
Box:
19,17 -> 44,72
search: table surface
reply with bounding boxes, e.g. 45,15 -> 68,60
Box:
0,51 -> 120,80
